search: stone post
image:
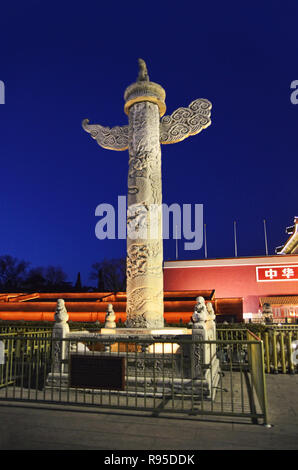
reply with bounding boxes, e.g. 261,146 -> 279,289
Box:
105,303 -> 116,328
191,296 -> 208,378
52,299 -> 70,373
191,297 -> 218,382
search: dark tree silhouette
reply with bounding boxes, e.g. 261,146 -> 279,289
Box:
0,254 -> 91,293
90,258 -> 126,292
22,267 -> 47,291
22,265 -> 71,292
45,266 -> 67,286
0,255 -> 29,291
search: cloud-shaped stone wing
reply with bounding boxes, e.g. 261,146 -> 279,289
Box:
160,98 -> 212,145
82,119 -> 128,151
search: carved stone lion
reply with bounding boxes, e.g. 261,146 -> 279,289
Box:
192,296 -> 208,328
54,299 -> 69,324
105,303 -> 116,328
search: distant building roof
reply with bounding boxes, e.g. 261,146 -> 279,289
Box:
260,295 -> 298,305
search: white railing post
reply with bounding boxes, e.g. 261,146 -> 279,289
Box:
52,299 -> 70,373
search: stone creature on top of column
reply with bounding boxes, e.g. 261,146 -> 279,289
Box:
83,59 -> 212,329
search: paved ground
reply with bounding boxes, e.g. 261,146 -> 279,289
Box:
0,374 -> 297,450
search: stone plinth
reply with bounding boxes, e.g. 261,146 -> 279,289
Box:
47,298 -> 220,401
99,327 -> 189,335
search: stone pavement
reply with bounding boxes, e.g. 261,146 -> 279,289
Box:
0,375 -> 297,450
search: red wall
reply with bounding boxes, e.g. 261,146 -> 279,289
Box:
164,256 -> 298,315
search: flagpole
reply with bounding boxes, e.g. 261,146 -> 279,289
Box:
234,221 -> 238,257
264,219 -> 268,256
204,223 -> 207,258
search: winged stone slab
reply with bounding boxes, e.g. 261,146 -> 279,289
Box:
82,98 -> 211,151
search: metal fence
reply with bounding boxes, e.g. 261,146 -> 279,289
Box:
217,328 -> 248,342
217,326 -> 298,375
0,330 -> 52,392
259,328 -> 298,374
0,332 -> 269,425
0,325 -> 53,335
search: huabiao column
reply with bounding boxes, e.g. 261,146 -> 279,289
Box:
82,59 -> 212,329
124,60 -> 166,328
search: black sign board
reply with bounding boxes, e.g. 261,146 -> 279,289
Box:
69,354 -> 125,390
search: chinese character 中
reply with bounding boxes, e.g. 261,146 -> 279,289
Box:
265,268 -> 278,280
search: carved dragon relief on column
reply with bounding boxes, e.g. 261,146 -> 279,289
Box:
126,242 -> 163,281
82,98 -> 212,151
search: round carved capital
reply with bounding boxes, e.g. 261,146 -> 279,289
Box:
124,81 -> 166,116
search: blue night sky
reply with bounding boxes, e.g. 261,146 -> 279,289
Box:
0,1 -> 297,286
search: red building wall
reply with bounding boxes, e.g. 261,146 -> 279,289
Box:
164,255 -> 298,316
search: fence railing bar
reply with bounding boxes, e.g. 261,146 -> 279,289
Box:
171,342 -> 174,411
238,342 -> 245,414
219,345 -> 224,413
287,332 -> 294,374
210,345 -> 213,412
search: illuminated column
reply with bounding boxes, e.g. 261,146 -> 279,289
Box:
83,59 -> 212,329
124,66 -> 165,327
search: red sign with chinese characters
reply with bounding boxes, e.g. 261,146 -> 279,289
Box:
256,265 -> 298,282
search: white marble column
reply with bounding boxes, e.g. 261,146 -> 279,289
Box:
125,100 -> 164,328
82,59 -> 212,330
